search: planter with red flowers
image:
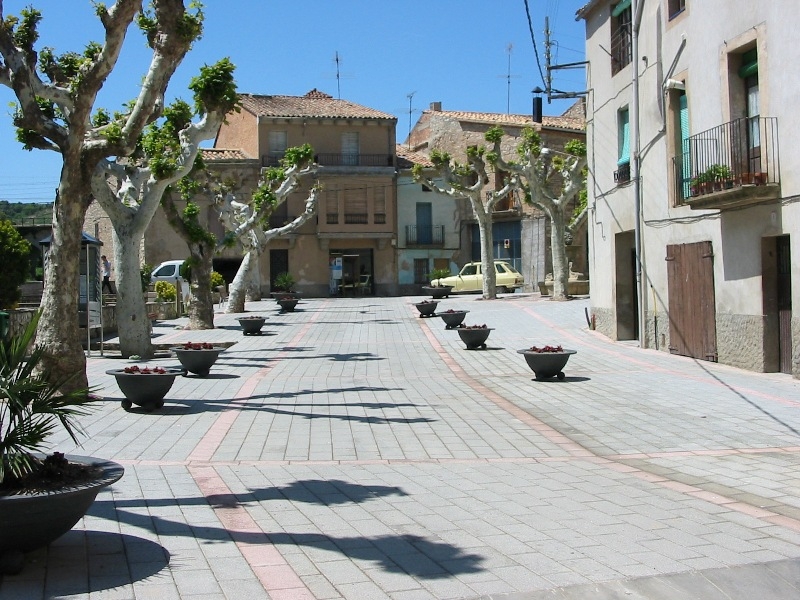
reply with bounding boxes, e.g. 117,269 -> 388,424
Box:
413,300 -> 439,318
170,342 -> 224,377
437,309 -> 469,329
106,365 -> 184,411
517,345 -> 577,380
455,324 -> 494,350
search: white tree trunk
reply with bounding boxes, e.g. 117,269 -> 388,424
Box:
549,207 -> 570,301
470,196 -> 497,299
226,250 -> 258,313
37,183 -> 88,390
185,248 -> 215,329
112,226 -> 154,358
245,260 -> 262,301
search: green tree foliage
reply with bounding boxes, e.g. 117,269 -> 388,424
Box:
0,201 -> 52,224
154,280 -> 177,302
0,219 -> 31,308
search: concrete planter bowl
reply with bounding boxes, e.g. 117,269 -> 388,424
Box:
237,316 -> 266,336
0,455 -> 124,575
437,309 -> 469,329
277,297 -> 299,312
170,344 -> 224,377
456,326 -> 494,350
413,300 -> 439,318
517,348 -> 577,380
271,291 -> 300,302
106,367 -> 183,411
421,285 -> 453,299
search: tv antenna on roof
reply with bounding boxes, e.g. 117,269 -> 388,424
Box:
334,51 -> 342,99
499,43 -> 519,114
406,91 -> 416,149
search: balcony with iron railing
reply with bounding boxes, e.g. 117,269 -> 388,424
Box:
405,225 -> 445,247
672,116 -> 780,210
614,162 -> 631,185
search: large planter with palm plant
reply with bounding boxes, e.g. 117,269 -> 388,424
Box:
0,312 -> 124,575
421,267 -> 454,299
271,272 -> 300,301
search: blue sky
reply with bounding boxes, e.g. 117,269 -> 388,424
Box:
0,0 -> 587,204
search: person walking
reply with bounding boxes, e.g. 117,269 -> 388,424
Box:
101,255 -> 114,295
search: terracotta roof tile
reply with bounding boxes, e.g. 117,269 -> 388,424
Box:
201,148 -> 253,161
240,90 -> 396,121
425,109 -> 584,132
396,145 -> 434,169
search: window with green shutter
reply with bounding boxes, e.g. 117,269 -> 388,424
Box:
618,108 -> 630,166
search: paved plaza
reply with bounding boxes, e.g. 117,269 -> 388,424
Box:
2,294 -> 800,599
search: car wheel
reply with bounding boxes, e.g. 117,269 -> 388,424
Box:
497,286 -> 509,294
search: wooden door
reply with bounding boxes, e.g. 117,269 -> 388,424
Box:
666,241 -> 718,361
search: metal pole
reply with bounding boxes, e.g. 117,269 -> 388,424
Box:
632,0 -> 646,348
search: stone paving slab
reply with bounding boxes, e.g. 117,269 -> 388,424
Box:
2,295 -> 800,599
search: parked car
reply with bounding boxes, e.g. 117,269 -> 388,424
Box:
150,259 -> 190,300
431,261 -> 524,293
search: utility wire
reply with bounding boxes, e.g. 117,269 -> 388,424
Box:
523,0 -> 547,88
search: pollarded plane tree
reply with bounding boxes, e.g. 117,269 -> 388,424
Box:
0,0 -> 203,389
216,144 -> 319,313
412,146 -> 517,300
91,58 -> 238,353
159,164 -> 221,331
486,126 -> 586,301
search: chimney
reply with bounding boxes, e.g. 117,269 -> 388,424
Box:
430,101 -> 442,112
532,96 -> 543,124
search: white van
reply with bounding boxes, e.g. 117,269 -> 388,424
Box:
150,260 -> 190,300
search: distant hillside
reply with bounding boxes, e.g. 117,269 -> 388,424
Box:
0,201 -> 53,225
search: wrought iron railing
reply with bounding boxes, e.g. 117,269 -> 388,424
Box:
672,116 -> 779,204
344,213 -> 369,224
611,23 -> 632,75
614,162 -> 631,184
315,153 -> 393,167
405,225 -> 444,246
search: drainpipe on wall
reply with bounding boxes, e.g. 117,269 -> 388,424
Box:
632,0 -> 646,348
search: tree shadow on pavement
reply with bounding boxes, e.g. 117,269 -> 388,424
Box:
13,531 -> 170,593
166,397 -> 436,423
94,487 -> 485,578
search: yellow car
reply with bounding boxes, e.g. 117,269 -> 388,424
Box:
431,261 -> 524,293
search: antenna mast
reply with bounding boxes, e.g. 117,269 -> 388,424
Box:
406,91 -> 416,149
334,51 -> 342,99
506,43 -> 513,114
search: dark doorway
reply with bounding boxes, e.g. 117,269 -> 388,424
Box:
762,235 -> 792,374
269,249 -> 289,289
212,258 -> 242,288
776,236 -> 793,374
614,231 -> 637,340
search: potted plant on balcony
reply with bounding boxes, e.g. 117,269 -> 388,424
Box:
690,171 -> 711,196
1,312 -> 124,575
422,268 -> 454,299
706,164 -> 733,191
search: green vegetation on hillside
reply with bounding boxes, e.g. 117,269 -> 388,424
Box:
0,201 -> 53,225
